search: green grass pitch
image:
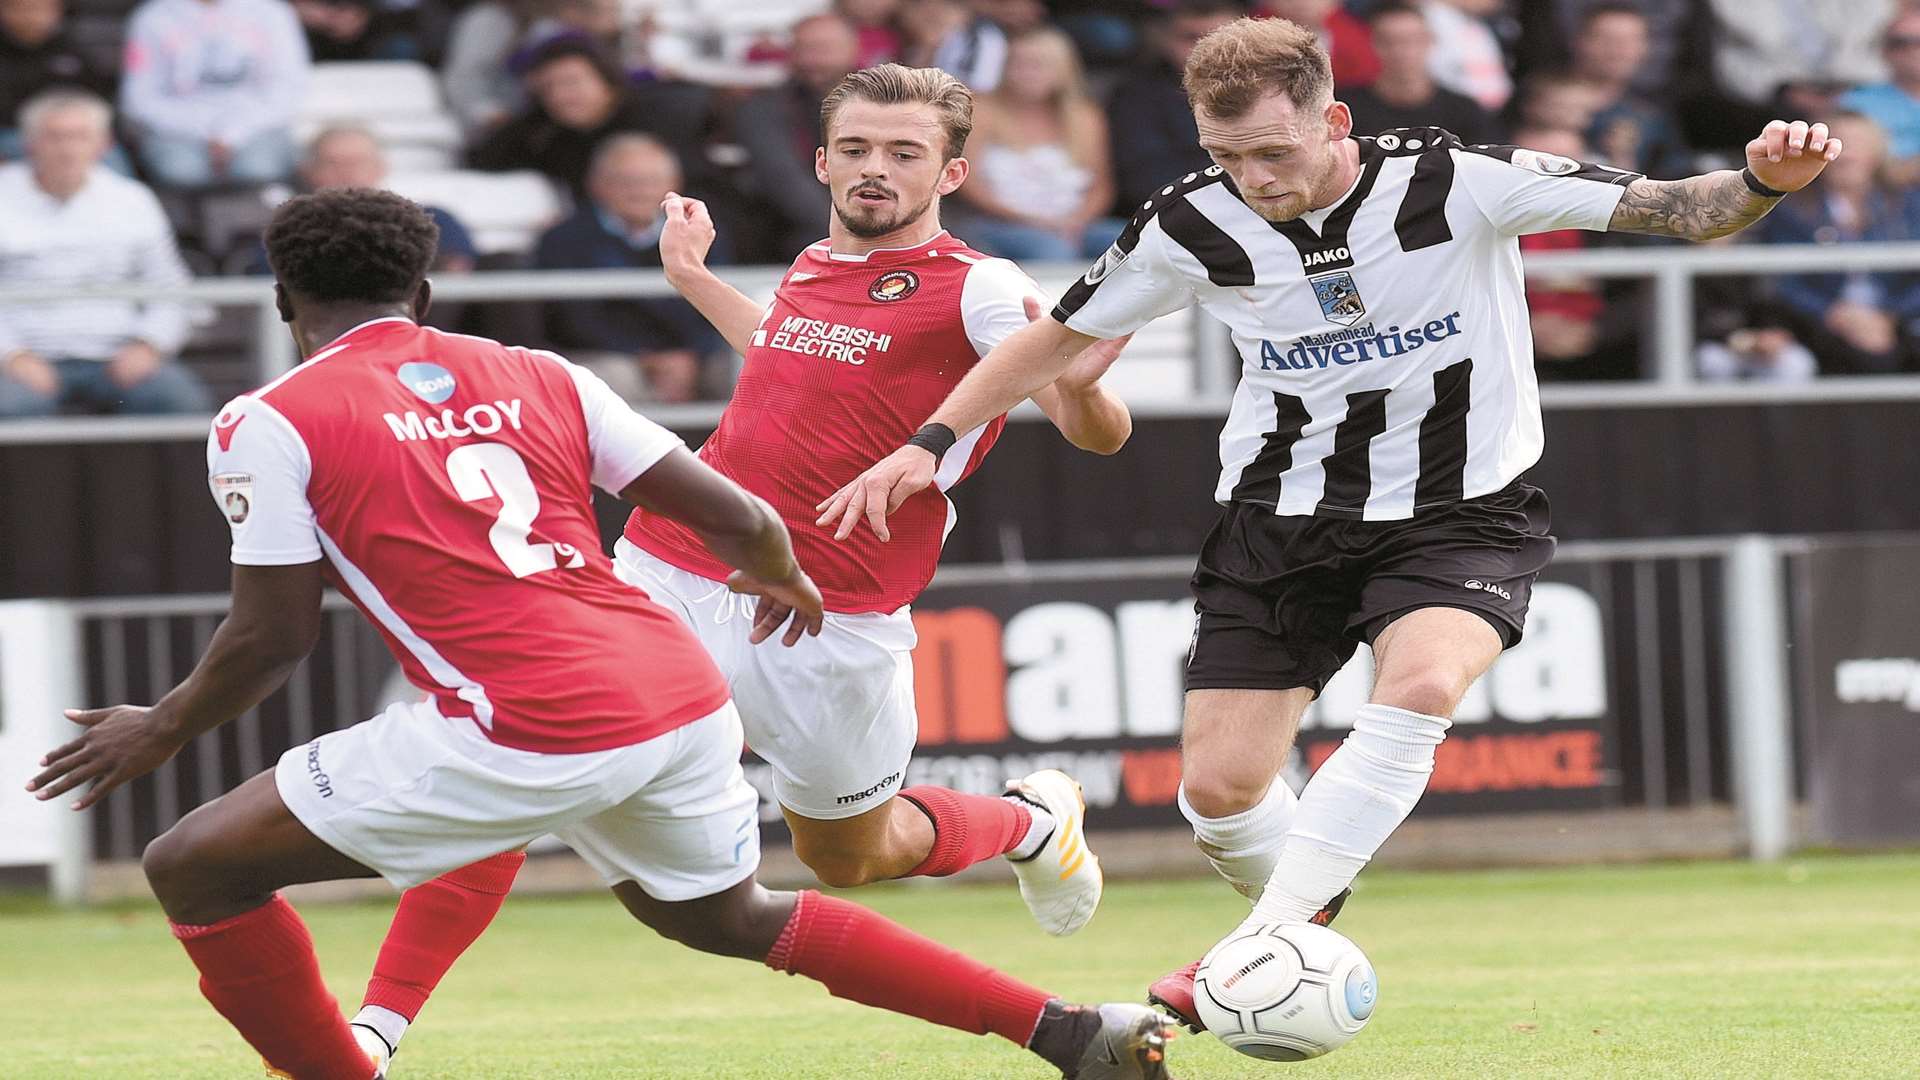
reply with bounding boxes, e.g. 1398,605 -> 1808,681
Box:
3,852 -> 1917,1078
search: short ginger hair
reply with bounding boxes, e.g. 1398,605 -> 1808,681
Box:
1181,17 -> 1333,120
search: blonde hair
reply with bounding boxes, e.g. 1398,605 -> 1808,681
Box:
981,28 -> 1104,169
819,63 -> 975,159
1182,17 -> 1332,120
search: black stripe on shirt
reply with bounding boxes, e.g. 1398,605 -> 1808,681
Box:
1229,391 -> 1312,507
1316,388 -> 1390,517
1395,148 -> 1457,252
1157,196 -> 1256,287
1269,148 -> 1386,273
1414,357 -> 1473,508
1053,168 -> 1232,323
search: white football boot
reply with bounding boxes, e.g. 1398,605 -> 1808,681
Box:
351,1022 -> 393,1078
1006,768 -> 1104,936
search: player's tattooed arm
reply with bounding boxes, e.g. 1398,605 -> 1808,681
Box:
1611,119 -> 1843,241
1608,172 -> 1780,240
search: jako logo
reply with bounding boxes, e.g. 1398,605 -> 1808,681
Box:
397,361 -> 457,404
1303,247 -> 1350,267
1464,579 -> 1512,601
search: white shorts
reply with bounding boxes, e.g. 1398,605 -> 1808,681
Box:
275,698 -> 761,900
614,538 -> 919,821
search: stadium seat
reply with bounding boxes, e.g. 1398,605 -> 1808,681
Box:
382,170 -> 566,257
296,62 -> 462,172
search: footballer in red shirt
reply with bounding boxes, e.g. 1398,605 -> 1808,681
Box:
328,63 -> 1150,1071
28,188 -> 1176,1080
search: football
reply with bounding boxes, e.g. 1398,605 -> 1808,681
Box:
1193,922 -> 1377,1061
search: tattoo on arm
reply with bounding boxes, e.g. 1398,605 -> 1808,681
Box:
1608,170 -> 1783,240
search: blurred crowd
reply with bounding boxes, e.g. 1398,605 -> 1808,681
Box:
7,0 -> 1920,414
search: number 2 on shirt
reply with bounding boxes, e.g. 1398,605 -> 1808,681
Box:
445,442 -> 585,578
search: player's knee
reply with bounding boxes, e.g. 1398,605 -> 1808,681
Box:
141,826 -> 204,909
794,847 -> 888,889
644,891 -> 783,960
1181,767 -> 1271,821
1371,670 -> 1467,719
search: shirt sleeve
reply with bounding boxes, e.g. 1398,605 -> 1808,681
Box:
958,257 -> 1047,357
129,185 -> 193,354
1049,218 -> 1197,339
206,397 -> 322,566
545,352 -> 685,493
1453,145 -> 1643,236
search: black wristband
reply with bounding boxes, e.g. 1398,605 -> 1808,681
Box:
906,422 -> 958,461
1740,167 -> 1790,199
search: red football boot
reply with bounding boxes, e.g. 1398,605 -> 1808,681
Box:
1146,888 -> 1351,1033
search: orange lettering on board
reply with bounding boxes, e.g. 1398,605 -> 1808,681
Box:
1431,731 -> 1607,793
910,607 -> 1009,746
1121,749 -> 1184,806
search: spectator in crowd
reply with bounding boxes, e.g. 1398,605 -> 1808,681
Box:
118,0 -> 310,189
1512,71 -> 1603,136
1532,0 -> 1690,101
1759,112 -> 1920,375
1420,0 -> 1511,112
1105,0 -> 1239,210
838,0 -> 903,68
1511,124 -> 1637,381
733,13 -> 859,260
440,0 -> 556,136
1570,2 -> 1688,176
1342,1 -> 1495,144
1695,309 -> 1818,382
534,134 -> 719,403
1706,0 -> 1891,110
910,0 -> 1038,93
293,0 -> 419,62
1842,11 -> 1920,188
247,127 -> 477,274
1254,0 -> 1379,89
1,0 -> 116,160
955,26 -> 1120,261
469,37 -> 707,199
0,91 -> 206,417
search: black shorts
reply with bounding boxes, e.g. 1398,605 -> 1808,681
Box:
1185,481 -> 1555,696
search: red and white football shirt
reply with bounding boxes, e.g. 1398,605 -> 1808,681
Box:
207,317 -> 730,754
625,231 -> 1045,614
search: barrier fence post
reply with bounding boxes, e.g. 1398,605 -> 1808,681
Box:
1722,535 -> 1795,860
0,601 -> 91,902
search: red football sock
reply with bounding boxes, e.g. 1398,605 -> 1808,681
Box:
363,849 -> 526,1020
766,890 -> 1053,1046
898,786 -> 1033,878
170,894 -> 373,1080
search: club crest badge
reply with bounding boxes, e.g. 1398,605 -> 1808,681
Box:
1310,271 -> 1367,326
869,269 -> 920,302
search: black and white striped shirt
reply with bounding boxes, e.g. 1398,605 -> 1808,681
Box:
1053,128 -> 1640,520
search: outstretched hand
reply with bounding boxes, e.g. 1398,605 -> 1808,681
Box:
1746,120 -> 1843,195
25,705 -> 183,810
813,445 -> 938,542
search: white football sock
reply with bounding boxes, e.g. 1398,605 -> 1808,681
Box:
1247,704 -> 1450,925
1004,794 -> 1056,861
1178,777 -> 1298,902
352,1004 -> 409,1055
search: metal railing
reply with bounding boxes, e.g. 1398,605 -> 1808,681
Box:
5,240 -> 1920,424
3,535 -> 1805,886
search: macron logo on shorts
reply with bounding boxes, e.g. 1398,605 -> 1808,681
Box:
305,740 -> 334,798
835,771 -> 902,805
1464,579 -> 1512,601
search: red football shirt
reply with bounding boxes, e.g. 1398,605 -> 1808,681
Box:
623,231 -> 1046,614
206,318 -> 730,754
